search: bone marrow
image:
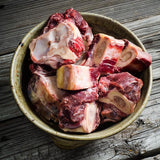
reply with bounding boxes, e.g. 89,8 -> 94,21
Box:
84,34 -> 151,75
84,33 -> 124,74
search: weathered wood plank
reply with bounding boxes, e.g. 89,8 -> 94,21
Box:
0,78 -> 160,160
0,53 -> 22,121
0,0 -> 160,55
0,0 -> 160,159
142,154 -> 160,160
124,15 -> 160,50
0,53 -> 12,84
0,84 -> 22,121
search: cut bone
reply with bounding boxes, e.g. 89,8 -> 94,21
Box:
57,64 -> 100,90
84,34 -> 151,74
98,72 -> 143,103
85,33 -> 124,74
99,88 -> 135,115
28,74 -> 65,121
59,102 -> 100,133
98,72 -> 143,117
100,103 -> 127,123
43,8 -> 93,49
116,40 -> 152,72
29,20 -> 85,69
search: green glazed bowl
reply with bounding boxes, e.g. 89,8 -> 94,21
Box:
10,12 -> 152,149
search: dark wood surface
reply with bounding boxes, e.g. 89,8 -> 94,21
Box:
0,0 -> 160,159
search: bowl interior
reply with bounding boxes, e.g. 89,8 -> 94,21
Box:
11,13 -> 152,140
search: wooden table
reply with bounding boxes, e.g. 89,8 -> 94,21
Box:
0,0 -> 160,159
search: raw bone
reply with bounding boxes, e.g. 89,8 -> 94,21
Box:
59,101 -> 100,133
116,40 -> 152,72
29,20 -> 85,69
57,64 -> 100,90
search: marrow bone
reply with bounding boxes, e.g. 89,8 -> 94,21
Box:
57,64 -> 100,90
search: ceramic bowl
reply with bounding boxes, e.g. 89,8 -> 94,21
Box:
10,12 -> 152,149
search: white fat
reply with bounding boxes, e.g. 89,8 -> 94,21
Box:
47,20 -> 81,61
47,29 -> 56,42
66,20 -> 82,40
30,29 -> 56,61
47,21 -> 81,60
48,43 -> 77,60
56,22 -> 69,41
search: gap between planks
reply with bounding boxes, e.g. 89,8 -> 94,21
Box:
0,100 -> 160,159
0,0 -> 160,55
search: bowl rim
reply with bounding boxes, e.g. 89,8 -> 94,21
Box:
10,12 -> 152,141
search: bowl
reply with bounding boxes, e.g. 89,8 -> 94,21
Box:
10,12 -> 152,149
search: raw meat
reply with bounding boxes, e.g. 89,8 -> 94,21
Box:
58,87 -> 100,133
29,63 -> 56,76
60,87 -> 99,106
29,19 -> 85,69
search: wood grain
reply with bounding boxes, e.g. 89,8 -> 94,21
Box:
0,0 -> 160,55
0,79 -> 160,160
0,0 -> 160,159
142,154 -> 160,160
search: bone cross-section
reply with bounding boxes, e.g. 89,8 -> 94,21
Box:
29,20 -> 85,69
57,64 -> 100,90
